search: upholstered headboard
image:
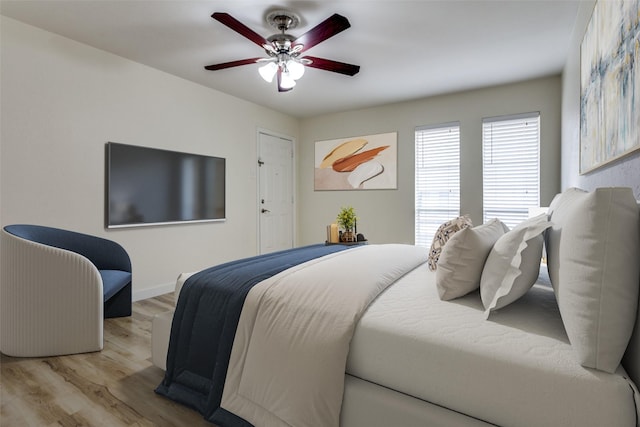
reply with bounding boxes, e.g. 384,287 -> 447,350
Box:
622,202 -> 640,387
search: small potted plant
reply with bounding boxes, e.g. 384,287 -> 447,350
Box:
336,206 -> 357,242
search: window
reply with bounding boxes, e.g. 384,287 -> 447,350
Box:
415,123 -> 461,247
482,112 -> 540,229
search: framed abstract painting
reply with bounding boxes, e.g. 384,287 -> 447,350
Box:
314,132 -> 397,190
580,0 -> 640,174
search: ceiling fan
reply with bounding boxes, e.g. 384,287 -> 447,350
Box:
204,10 -> 360,92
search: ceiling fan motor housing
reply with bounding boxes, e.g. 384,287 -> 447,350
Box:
266,34 -> 296,52
265,10 -> 301,32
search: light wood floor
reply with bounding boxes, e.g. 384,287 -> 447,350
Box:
0,294 -> 212,426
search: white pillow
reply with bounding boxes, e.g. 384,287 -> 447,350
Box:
546,187 -> 639,373
427,215 -> 472,271
480,213 -> 551,315
436,219 -> 509,301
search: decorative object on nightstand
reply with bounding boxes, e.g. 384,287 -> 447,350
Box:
326,223 -> 340,243
337,206 -> 357,242
326,206 -> 367,245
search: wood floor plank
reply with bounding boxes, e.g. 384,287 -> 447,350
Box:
0,295 -> 213,426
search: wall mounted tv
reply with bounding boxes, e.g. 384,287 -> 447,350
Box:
106,142 -> 226,228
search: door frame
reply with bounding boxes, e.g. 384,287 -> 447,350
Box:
256,127 -> 296,254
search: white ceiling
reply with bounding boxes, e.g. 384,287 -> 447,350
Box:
0,0 -> 581,118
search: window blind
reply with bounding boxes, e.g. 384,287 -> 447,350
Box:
415,123 -> 460,247
482,112 -> 540,229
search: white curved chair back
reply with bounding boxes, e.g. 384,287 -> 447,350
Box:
1,228 -> 104,356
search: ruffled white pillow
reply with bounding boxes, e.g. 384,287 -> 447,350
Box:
480,213 -> 551,316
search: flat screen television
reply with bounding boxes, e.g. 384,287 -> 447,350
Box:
106,142 -> 226,228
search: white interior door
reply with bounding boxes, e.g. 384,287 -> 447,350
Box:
258,131 -> 294,254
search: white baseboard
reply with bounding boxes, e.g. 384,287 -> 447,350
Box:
132,282 -> 175,302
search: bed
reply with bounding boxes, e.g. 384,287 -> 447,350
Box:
152,187 -> 640,427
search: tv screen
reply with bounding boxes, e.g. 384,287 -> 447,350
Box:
106,142 -> 225,228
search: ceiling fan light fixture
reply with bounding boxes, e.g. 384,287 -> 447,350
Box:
287,59 -> 305,80
280,72 -> 297,89
259,62 -> 278,82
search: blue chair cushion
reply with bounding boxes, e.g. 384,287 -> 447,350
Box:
100,270 -> 132,301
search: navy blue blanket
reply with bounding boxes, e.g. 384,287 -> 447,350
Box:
155,244 -> 353,423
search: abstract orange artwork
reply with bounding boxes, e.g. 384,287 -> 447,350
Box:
314,132 -> 397,190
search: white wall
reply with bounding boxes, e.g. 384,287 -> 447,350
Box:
297,76 -> 562,246
0,17 -> 299,299
561,1 -> 640,198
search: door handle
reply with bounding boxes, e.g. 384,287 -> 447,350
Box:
261,209 -> 270,213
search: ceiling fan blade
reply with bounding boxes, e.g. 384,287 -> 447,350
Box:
295,14 -> 351,53
204,57 -> 262,71
277,69 -> 293,93
212,12 -> 268,47
303,56 -> 360,76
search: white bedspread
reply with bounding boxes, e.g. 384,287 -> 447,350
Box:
220,244 -> 427,427
347,262 -> 639,427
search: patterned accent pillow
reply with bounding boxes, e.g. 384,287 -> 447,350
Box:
428,215 -> 472,271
